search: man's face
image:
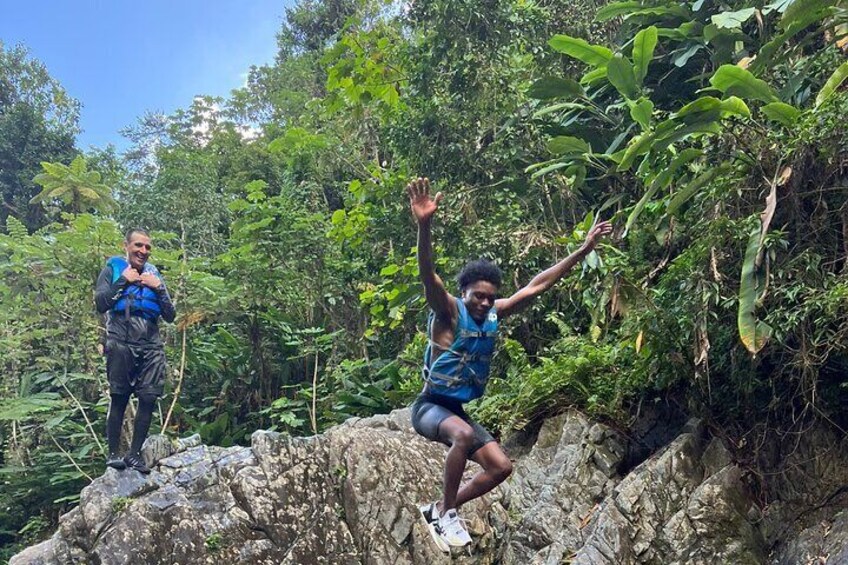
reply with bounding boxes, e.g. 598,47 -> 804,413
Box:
462,280 -> 498,323
124,233 -> 152,270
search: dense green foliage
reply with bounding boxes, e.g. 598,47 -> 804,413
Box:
2,0 -> 847,558
0,42 -> 79,231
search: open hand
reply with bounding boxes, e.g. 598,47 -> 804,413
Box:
139,273 -> 161,289
407,177 -> 443,224
583,220 -> 613,251
121,267 -> 141,283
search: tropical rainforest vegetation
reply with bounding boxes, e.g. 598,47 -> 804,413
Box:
1,0 -> 846,558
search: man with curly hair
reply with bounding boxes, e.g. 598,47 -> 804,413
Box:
407,177 -> 612,551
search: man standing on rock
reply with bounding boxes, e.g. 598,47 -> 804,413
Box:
407,177 -> 612,551
95,228 -> 175,474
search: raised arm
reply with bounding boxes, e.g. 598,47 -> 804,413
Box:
408,177 -> 455,322
496,220 -> 613,319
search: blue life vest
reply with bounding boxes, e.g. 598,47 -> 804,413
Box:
422,298 -> 498,403
107,256 -> 163,320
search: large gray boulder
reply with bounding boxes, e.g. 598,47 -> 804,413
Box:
10,409 -> 848,564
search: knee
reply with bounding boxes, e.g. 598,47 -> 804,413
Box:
492,458 -> 513,483
110,393 -> 130,408
136,393 -> 159,407
450,428 -> 476,449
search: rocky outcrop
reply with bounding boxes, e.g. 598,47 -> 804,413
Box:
11,409 -> 848,564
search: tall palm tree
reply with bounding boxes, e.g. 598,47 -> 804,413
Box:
30,155 -> 115,214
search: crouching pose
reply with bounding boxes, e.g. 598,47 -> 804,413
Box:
95,228 -> 175,473
407,177 -> 611,551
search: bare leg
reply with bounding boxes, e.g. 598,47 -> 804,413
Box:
455,441 -> 512,508
435,416 -> 476,514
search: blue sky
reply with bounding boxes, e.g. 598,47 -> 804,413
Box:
1,0 -> 292,150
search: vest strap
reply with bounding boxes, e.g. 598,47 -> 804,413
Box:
458,329 -> 497,338
423,369 -> 465,388
459,352 -> 491,363
429,346 -> 491,364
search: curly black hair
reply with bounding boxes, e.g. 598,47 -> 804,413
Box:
457,259 -> 502,291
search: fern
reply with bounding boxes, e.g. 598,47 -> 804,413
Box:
5,216 -> 28,240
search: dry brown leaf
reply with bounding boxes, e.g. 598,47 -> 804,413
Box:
610,281 -> 621,318
176,310 -> 206,331
635,330 -> 644,353
711,247 -> 722,282
836,23 -> 848,44
695,324 -> 710,366
777,166 -> 792,186
756,168 -> 783,268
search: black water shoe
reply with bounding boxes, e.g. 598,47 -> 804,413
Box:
124,453 -> 151,474
106,453 -> 126,470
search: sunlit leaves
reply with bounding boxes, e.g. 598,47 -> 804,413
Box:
815,61 -> 848,108
672,96 -> 751,123
549,35 -> 613,67
324,24 -> 406,118
632,26 -> 658,83
30,155 -> 115,215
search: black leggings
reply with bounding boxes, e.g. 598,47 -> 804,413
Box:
106,393 -> 157,455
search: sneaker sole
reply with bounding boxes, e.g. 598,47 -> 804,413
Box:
444,537 -> 472,548
419,506 -> 450,553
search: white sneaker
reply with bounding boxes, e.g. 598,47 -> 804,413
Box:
439,508 -> 472,547
419,502 -> 449,553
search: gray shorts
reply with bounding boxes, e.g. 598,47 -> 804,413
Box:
410,392 -> 495,456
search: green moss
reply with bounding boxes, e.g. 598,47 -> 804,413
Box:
205,532 -> 226,553
110,496 -> 133,513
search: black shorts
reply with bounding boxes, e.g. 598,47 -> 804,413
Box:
410,392 -> 495,456
106,339 -> 166,398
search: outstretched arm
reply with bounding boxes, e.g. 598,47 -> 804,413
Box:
496,220 -> 613,319
408,177 -> 455,322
